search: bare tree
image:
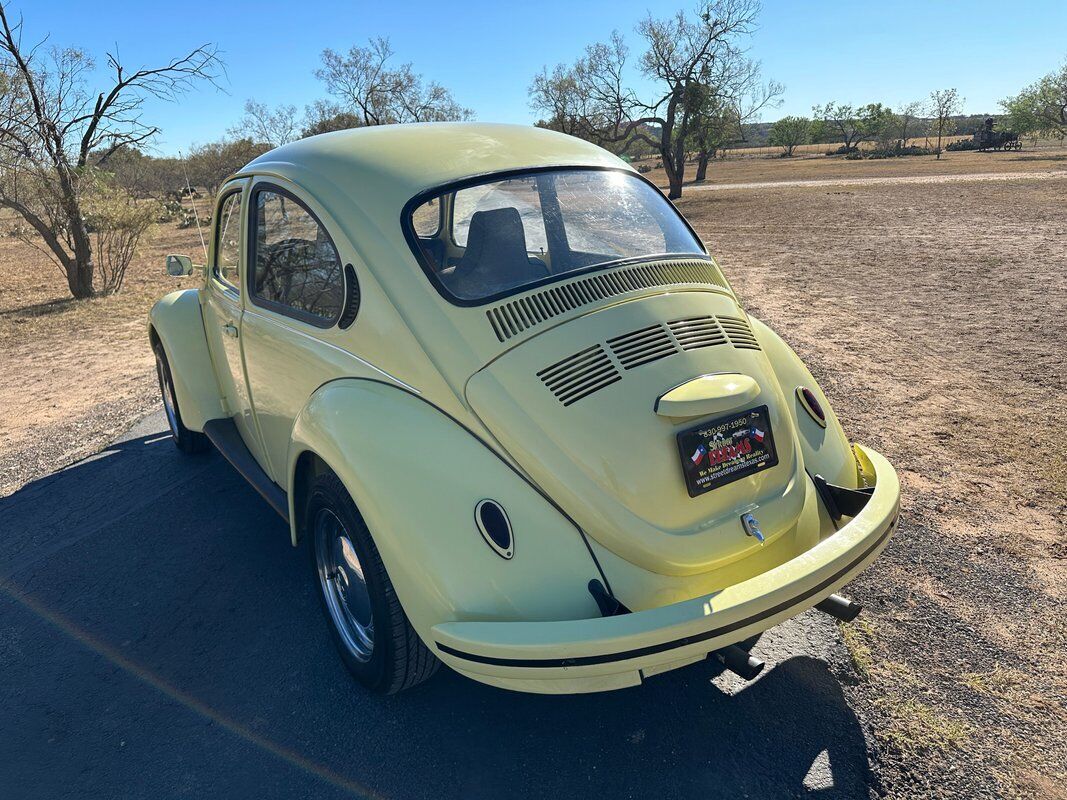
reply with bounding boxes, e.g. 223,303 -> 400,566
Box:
302,99 -> 363,137
0,4 -> 221,298
316,37 -> 471,126
896,100 -> 923,149
930,88 -> 963,159
689,60 -> 781,179
529,0 -> 772,199
227,98 -> 300,148
811,102 -> 862,151
529,62 -> 595,137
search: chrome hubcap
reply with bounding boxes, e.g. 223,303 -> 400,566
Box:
315,508 -> 374,661
156,354 -> 179,438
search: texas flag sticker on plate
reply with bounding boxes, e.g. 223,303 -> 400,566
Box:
676,405 -> 779,498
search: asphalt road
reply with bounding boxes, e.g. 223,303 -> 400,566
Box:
0,412 -> 875,799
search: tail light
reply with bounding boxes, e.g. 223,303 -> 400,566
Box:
797,386 -> 827,427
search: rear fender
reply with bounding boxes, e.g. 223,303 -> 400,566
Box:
287,379 -> 603,641
148,289 -> 224,431
749,316 -> 857,488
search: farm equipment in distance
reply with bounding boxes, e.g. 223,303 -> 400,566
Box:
973,117 -> 1022,151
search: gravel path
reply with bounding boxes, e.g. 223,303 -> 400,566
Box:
688,169 -> 1067,192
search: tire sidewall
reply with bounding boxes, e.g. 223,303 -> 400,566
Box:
307,475 -> 393,692
153,342 -> 204,453
152,345 -> 183,441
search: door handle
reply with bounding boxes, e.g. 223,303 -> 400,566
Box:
222,322 -> 239,339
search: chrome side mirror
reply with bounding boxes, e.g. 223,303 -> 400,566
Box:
166,254 -> 194,276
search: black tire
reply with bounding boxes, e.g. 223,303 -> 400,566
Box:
307,471 -> 439,694
153,342 -> 209,455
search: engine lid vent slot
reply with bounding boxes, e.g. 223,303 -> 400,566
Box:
668,316 -> 729,351
486,258 -> 729,342
608,324 -> 677,369
536,344 -> 622,406
718,315 -> 761,350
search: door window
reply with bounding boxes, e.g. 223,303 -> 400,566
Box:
214,190 -> 243,291
250,187 -> 344,326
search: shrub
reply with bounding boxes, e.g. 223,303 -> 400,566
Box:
946,139 -> 978,151
847,145 -> 934,160
81,184 -> 161,295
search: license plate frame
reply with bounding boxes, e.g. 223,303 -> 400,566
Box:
676,405 -> 778,498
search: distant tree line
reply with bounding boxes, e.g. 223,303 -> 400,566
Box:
761,60 -> 1067,160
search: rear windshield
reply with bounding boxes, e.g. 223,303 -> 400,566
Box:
406,168 -> 705,303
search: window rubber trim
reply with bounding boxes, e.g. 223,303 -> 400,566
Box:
212,186 -> 244,293
400,165 -> 711,308
246,181 -> 344,330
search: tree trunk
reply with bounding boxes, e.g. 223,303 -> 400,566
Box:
57,167 -> 96,298
65,251 -> 95,299
665,132 -> 688,200
695,150 -> 710,182
61,212 -> 96,298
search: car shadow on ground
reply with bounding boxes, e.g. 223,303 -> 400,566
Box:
0,423 -> 873,799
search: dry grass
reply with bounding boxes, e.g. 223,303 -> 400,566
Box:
0,205 -> 206,493
961,665 -> 1028,697
873,697 -> 971,756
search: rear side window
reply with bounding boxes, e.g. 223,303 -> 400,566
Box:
251,187 -> 344,325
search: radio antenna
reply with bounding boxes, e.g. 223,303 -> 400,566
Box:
178,149 -> 209,263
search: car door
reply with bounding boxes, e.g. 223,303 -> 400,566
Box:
240,178 -> 350,484
201,179 -> 269,468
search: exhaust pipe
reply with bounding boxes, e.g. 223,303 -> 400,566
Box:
816,593 -> 863,622
712,644 -> 765,680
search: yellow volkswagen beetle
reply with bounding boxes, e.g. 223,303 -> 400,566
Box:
149,123 -> 899,695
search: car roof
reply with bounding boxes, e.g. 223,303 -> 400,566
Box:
235,122 -> 631,215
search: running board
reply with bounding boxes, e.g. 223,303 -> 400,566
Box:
203,419 -> 289,522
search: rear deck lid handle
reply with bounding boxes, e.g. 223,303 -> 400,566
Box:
654,373 -> 761,420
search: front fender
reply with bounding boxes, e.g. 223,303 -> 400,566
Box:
287,379 -> 603,643
148,289 -> 223,431
749,316 -> 858,488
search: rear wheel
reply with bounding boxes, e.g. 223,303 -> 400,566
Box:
307,471 -> 439,694
153,342 -> 209,454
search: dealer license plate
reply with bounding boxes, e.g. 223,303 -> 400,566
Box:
676,405 -> 779,498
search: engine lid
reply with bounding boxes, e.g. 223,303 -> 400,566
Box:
465,291 -> 807,577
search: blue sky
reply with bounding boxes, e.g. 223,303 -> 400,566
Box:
32,0 -> 1067,155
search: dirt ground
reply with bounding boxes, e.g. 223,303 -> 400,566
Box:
677,166 -> 1066,798
0,219 -> 203,494
1,146 -> 1064,797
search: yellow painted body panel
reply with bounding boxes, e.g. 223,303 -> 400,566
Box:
287,380 -> 605,635
147,289 -> 224,431
433,445 -> 898,693
146,123 -> 901,694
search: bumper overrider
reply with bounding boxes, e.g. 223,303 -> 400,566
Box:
432,445 -> 900,694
